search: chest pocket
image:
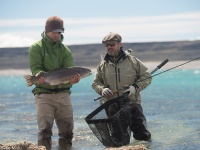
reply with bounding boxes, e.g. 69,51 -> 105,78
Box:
41,40 -> 62,70
120,67 -> 136,84
103,63 -> 116,86
118,60 -> 138,86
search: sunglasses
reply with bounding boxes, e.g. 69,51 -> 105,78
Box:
104,42 -> 117,47
52,32 -> 62,35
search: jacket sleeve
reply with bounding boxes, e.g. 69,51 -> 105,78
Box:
92,64 -> 107,95
135,58 -> 152,91
29,44 -> 45,76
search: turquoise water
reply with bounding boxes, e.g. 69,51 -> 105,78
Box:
0,69 -> 200,150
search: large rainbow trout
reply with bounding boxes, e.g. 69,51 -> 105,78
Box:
24,66 -> 92,87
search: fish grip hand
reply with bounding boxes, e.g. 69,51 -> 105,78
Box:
85,96 -> 131,147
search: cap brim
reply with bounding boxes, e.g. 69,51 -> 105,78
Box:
52,29 -> 64,33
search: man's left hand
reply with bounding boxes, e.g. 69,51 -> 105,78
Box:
69,74 -> 81,84
123,85 -> 136,96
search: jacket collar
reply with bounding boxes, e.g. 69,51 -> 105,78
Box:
41,31 -> 64,47
104,47 -> 127,64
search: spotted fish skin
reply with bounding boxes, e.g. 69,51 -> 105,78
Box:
24,66 -> 92,87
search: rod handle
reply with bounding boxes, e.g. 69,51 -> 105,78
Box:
94,97 -> 101,101
157,59 -> 169,69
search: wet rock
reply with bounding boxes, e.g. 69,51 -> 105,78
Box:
0,141 -> 46,150
105,144 -> 148,150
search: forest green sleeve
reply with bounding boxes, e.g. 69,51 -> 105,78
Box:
29,44 -> 45,76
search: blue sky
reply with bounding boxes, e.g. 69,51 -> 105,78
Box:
0,0 -> 200,47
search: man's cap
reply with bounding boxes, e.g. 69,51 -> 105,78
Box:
102,32 -> 122,43
45,16 -> 64,33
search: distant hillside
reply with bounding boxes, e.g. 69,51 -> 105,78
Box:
0,40 -> 199,69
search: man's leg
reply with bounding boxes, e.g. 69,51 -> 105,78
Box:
130,103 -> 151,141
35,94 -> 55,150
55,93 -> 74,150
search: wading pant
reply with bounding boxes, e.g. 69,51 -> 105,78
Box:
130,103 -> 151,141
35,93 -> 73,150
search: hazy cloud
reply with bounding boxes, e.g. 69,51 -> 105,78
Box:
0,33 -> 36,48
0,11 -> 200,47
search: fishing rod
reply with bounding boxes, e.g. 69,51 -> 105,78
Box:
94,56 -> 200,101
139,56 -> 200,84
94,58 -> 169,101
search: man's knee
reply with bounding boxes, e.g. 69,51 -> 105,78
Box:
37,115 -> 54,139
57,117 -> 73,129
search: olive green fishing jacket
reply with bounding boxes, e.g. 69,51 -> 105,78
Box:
29,32 -> 74,95
92,50 -> 152,104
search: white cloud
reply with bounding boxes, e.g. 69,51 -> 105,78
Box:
0,33 -> 36,48
0,11 -> 200,47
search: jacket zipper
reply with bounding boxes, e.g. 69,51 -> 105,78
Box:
51,46 -> 58,68
115,65 -> 119,97
118,68 -> 121,82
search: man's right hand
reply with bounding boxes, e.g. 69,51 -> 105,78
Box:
102,88 -> 113,97
36,72 -> 45,84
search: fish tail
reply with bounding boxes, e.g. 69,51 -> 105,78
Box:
24,75 -> 34,87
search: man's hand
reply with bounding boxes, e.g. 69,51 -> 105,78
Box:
35,72 -> 45,84
102,88 -> 113,97
123,85 -> 136,96
69,74 -> 81,84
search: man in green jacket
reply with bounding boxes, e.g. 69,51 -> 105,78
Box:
29,16 -> 80,150
92,32 -> 152,142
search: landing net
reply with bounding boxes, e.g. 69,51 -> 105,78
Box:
85,96 -> 131,147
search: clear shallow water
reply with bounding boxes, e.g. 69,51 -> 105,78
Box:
0,69 -> 200,150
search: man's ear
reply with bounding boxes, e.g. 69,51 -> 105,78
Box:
118,42 -> 122,47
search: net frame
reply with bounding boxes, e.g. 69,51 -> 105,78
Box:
85,96 -> 131,147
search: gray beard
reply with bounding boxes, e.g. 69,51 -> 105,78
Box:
108,51 -> 116,56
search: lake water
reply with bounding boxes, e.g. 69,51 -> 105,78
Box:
0,68 -> 200,150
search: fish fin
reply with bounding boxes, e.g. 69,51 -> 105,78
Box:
24,75 -> 34,87
51,67 -> 65,72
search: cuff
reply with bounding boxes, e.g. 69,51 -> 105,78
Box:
132,83 -> 139,89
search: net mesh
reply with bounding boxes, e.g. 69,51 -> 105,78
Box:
85,96 -> 131,147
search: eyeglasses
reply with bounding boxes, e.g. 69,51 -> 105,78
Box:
104,42 -> 117,47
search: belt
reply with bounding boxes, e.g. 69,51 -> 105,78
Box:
47,88 -> 70,93
35,88 -> 70,95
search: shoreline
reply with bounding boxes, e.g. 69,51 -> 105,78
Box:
0,61 -> 199,76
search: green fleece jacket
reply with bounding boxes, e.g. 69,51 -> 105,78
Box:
29,32 -> 74,95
